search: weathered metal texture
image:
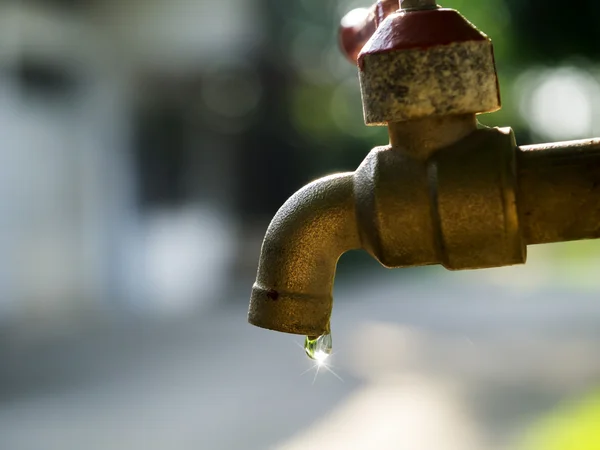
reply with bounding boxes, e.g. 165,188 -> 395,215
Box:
358,9 -> 500,124
517,139 -> 600,245
339,0 -> 399,64
359,41 -> 499,124
355,115 -> 480,267
355,118 -> 524,270
433,127 -> 525,269
249,117 -> 526,335
248,173 -> 360,336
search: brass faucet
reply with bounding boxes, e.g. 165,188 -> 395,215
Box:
248,0 -> 600,337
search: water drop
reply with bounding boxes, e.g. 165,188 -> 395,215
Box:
304,333 -> 332,363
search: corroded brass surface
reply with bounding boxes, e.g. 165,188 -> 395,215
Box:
248,173 -> 360,336
360,40 -> 500,124
358,7 -> 500,125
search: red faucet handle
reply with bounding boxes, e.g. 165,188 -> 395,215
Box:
339,0 -> 399,64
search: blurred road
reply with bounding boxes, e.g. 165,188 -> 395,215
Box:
1,261 -> 600,450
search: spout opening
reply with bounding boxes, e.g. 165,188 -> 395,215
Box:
249,284 -> 331,335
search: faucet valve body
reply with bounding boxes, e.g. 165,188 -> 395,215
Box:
355,122 -> 525,271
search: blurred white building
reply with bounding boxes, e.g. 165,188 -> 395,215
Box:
0,0 -> 260,325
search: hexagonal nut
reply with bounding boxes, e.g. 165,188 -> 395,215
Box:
358,10 -> 501,125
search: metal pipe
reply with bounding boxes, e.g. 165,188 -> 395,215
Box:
248,173 -> 360,336
518,139 -> 600,245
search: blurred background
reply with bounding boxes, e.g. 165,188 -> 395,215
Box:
1,0 -> 600,448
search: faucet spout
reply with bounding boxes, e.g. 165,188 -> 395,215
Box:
248,173 -> 360,336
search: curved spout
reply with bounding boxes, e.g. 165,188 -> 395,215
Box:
248,173 -> 361,336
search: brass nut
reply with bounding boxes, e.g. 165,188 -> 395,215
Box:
433,127 -> 526,269
354,147 -> 439,267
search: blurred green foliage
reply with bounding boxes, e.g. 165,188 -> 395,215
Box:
520,391 -> 600,450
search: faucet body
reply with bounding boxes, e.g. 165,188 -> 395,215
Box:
356,115 -> 523,270
248,1 -> 600,337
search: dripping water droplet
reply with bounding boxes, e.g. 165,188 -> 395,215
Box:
304,333 -> 332,363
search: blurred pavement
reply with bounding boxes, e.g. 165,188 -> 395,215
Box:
1,256 -> 600,450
